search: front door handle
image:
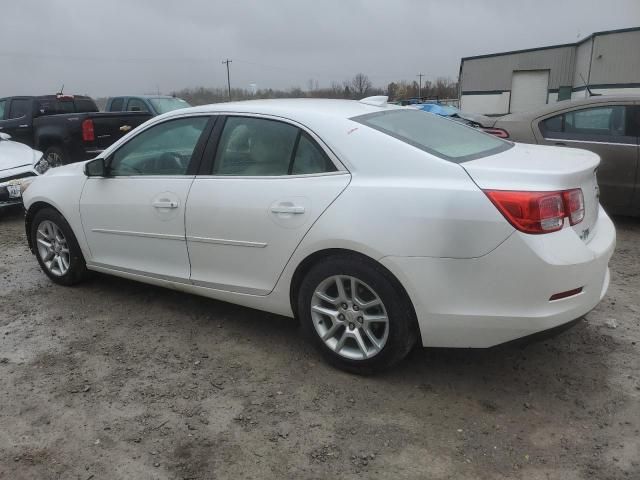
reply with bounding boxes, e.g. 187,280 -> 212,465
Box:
554,142 -> 566,146
271,205 -> 305,214
152,200 -> 178,209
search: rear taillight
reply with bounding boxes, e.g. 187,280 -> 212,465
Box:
484,188 -> 584,234
82,119 -> 95,142
562,188 -> 585,225
482,127 -> 509,138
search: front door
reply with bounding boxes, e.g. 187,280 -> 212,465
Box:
186,115 -> 350,295
80,115 -> 211,280
536,103 -> 638,210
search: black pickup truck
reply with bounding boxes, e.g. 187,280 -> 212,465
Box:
0,94 -> 152,166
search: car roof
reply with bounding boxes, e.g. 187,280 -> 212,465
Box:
502,94 -> 640,121
162,98 -> 395,124
109,95 -> 180,99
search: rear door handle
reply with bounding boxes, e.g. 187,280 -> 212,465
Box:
152,200 -> 178,209
554,142 -> 566,146
271,205 -> 305,214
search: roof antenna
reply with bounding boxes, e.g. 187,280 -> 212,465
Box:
579,73 -> 600,97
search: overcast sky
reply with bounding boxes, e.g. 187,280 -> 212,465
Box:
1,0 -> 638,97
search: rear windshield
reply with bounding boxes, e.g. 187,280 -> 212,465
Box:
353,109 -> 511,163
149,97 -> 190,114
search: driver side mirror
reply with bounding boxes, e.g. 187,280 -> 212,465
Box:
0,132 -> 11,141
85,157 -> 107,177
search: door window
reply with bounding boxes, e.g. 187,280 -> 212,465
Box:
109,117 -> 208,176
213,116 -> 336,176
127,98 -> 149,112
0,100 -> 6,119
291,132 -> 336,174
8,99 -> 30,119
541,106 -> 631,143
109,98 -> 124,111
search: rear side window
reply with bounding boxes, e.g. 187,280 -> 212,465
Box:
353,109 -> 511,163
292,133 -> 336,174
109,98 -> 124,111
540,106 -> 632,142
8,99 -> 30,119
212,117 -> 337,176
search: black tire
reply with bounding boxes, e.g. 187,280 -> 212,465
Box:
30,207 -> 88,286
43,146 -> 69,168
298,254 -> 417,374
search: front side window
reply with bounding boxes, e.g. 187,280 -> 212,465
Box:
8,99 -> 30,119
127,98 -> 149,113
0,99 -> 7,119
540,106 -> 630,142
353,109 -> 511,163
109,116 -> 208,176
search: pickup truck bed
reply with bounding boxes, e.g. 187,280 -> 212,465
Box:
33,111 -> 151,164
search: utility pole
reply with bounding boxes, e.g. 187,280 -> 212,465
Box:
222,59 -> 232,100
417,73 -> 424,100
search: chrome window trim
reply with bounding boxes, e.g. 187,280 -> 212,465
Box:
544,137 -> 638,147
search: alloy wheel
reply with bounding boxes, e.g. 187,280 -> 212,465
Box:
311,275 -> 389,360
36,220 -> 70,276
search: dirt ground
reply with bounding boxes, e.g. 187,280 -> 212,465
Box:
0,206 -> 638,480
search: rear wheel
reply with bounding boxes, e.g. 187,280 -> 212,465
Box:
43,146 -> 68,168
298,255 -> 417,374
31,207 -> 88,286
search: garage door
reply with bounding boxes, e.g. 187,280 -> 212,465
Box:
510,70 -> 549,113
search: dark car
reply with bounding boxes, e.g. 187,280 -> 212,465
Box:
105,95 -> 190,116
481,96 -> 640,216
0,94 -> 152,166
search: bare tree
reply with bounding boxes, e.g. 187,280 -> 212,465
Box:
350,73 -> 372,98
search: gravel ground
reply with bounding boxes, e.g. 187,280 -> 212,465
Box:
0,206 -> 639,480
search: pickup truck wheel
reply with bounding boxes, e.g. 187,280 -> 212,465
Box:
44,146 -> 68,168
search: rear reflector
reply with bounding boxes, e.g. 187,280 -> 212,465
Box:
82,119 -> 95,142
484,188 -> 584,234
482,127 -> 509,138
549,287 -> 583,301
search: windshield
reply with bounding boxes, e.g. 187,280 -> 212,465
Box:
148,97 -> 191,114
353,109 -> 511,163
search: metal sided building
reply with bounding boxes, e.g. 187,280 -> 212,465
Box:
459,27 -> 640,115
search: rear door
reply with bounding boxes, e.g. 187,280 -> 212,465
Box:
0,98 -> 34,146
535,102 -> 638,210
185,115 -> 350,295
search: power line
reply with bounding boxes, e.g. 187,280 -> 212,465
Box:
417,73 -> 424,98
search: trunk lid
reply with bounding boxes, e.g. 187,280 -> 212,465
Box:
462,142 -> 601,242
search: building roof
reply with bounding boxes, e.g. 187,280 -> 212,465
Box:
461,26 -> 640,62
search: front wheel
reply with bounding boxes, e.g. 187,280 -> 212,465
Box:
298,255 -> 417,374
31,207 -> 88,286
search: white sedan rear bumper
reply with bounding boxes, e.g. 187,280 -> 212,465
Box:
381,207 -> 616,348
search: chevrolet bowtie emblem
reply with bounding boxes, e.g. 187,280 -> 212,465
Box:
119,125 -> 132,132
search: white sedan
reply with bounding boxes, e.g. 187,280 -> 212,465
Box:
22,97 -> 615,373
1,133 -> 49,208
